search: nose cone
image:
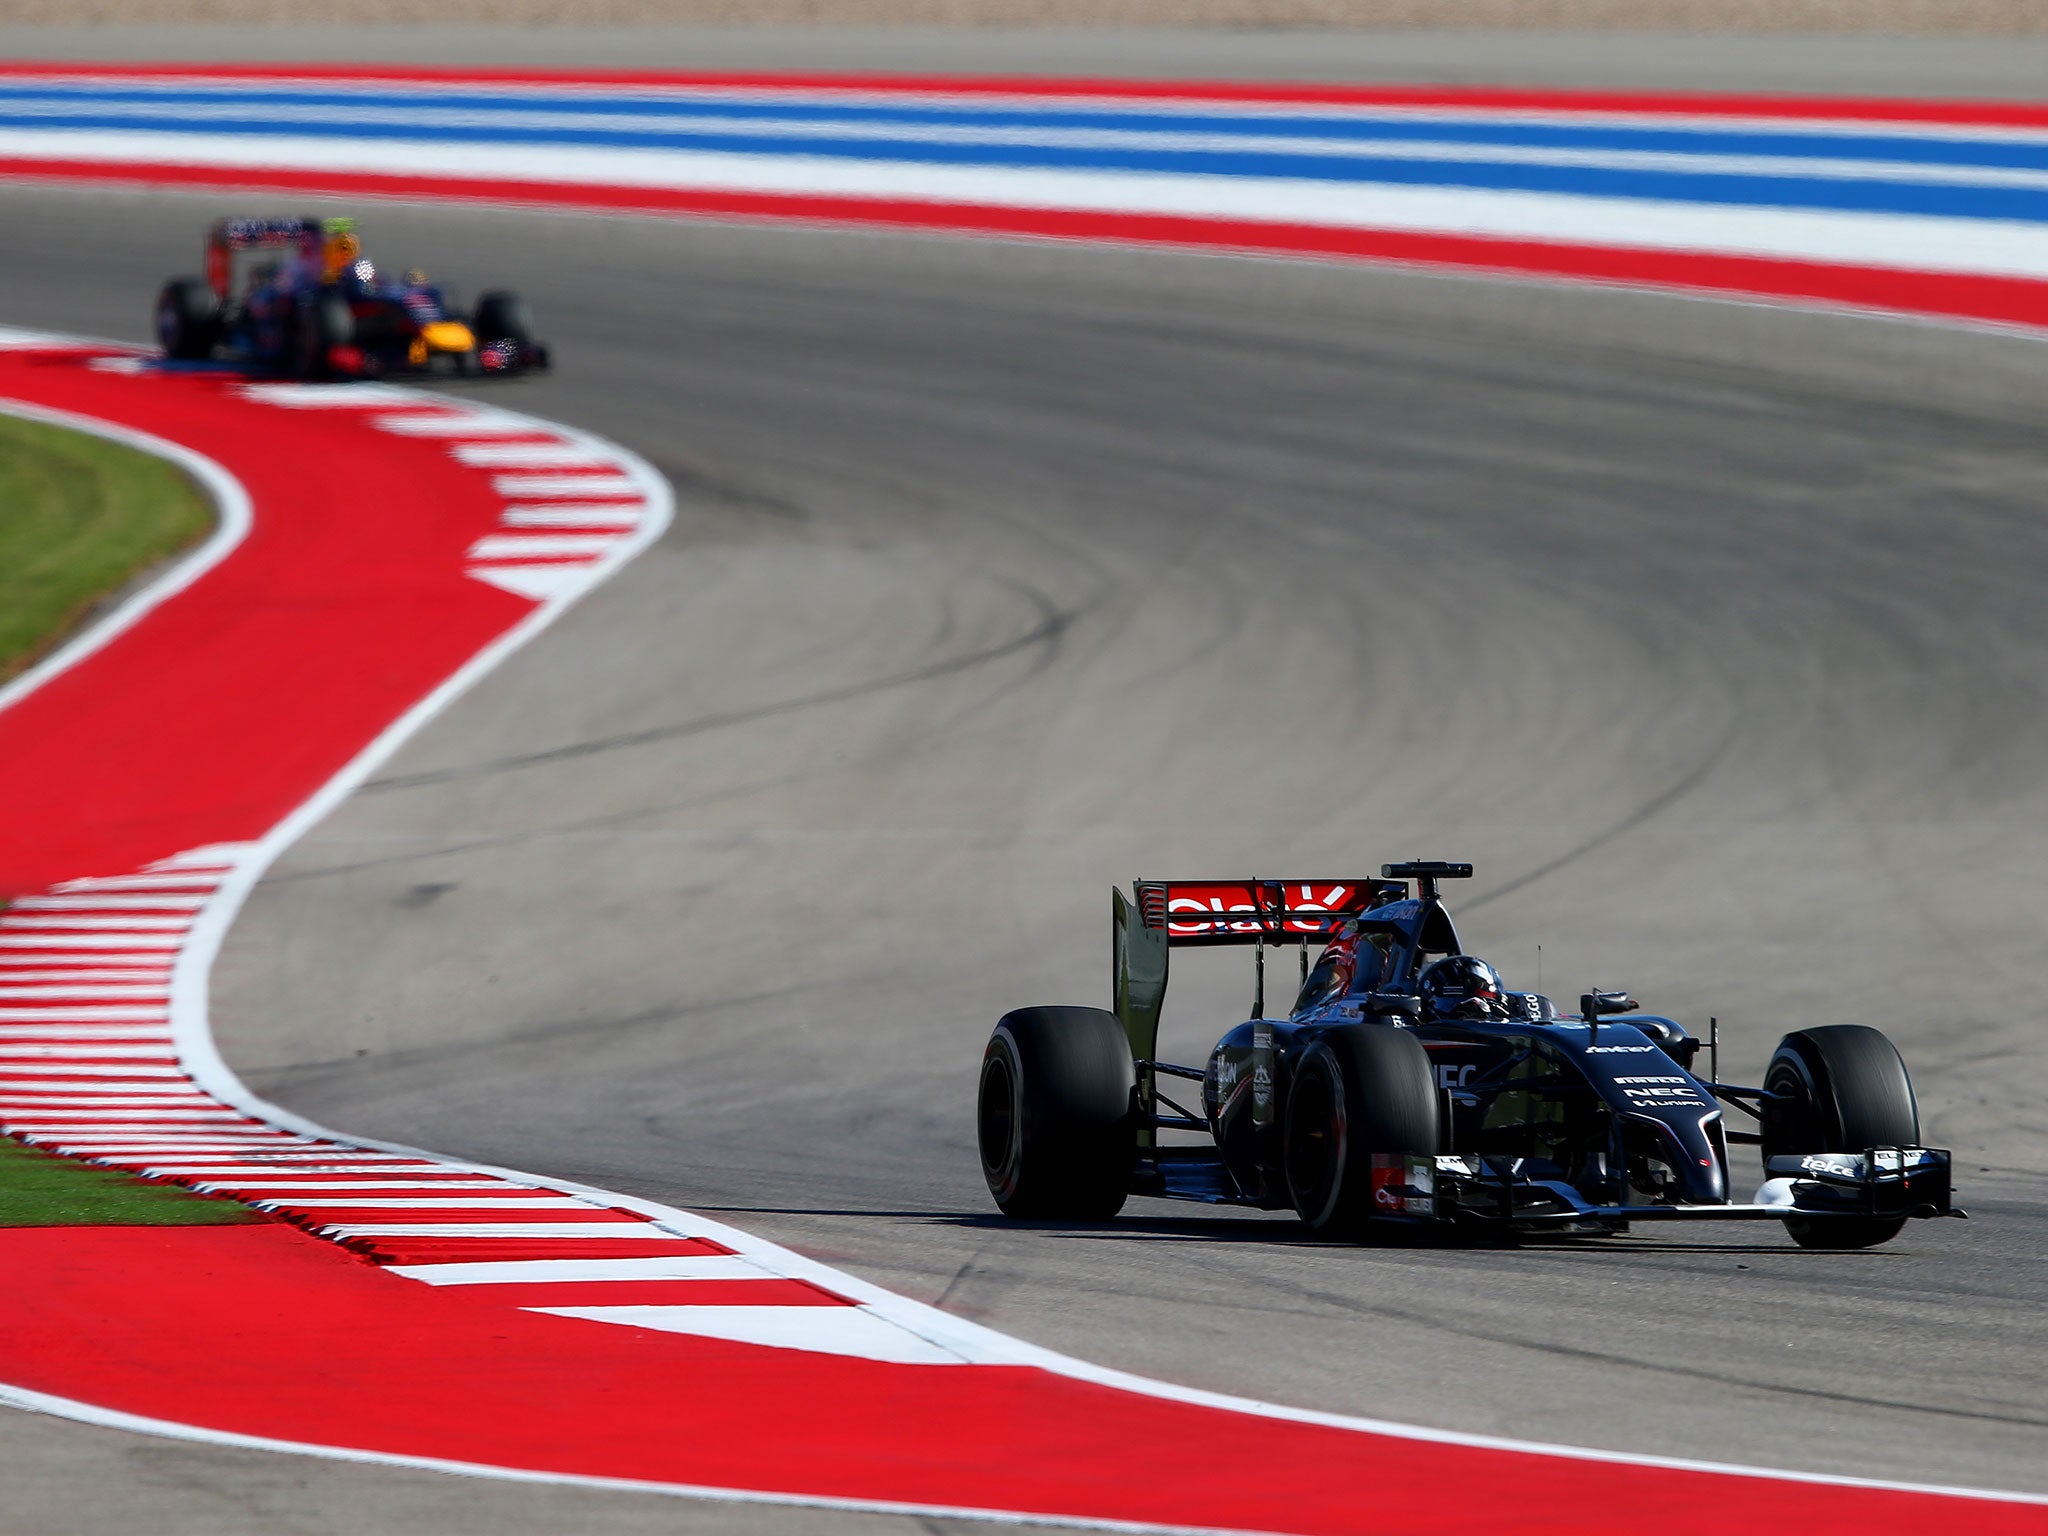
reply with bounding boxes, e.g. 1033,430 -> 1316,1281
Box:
1667,1116 -> 1728,1204
422,320 -> 474,352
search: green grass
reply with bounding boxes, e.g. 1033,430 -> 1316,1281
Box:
0,1135 -> 257,1227
0,412 -> 214,684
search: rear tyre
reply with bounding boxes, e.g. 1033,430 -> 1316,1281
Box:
1761,1024 -> 1919,1250
978,1006 -> 1134,1220
288,291 -> 354,380
155,278 -> 219,361
1284,1024 -> 1439,1240
284,290 -> 356,382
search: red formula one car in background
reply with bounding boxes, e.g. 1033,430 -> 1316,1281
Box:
154,216 -> 548,380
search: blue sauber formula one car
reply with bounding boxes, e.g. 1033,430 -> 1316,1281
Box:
154,216 -> 548,380
978,862 -> 1961,1247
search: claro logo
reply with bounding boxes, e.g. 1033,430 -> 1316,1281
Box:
1585,1044 -> 1655,1054
1164,884 -> 1355,937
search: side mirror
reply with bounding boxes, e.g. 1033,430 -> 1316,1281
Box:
1580,990 -> 1638,1019
1371,992 -> 1422,1020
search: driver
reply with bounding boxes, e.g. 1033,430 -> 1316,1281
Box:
321,222 -> 363,284
1416,954 -> 1508,1022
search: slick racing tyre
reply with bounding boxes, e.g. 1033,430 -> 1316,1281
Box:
1284,1024 -> 1439,1240
1761,1024 -> 1919,1250
155,278 -> 219,361
288,292 -> 355,380
472,289 -> 538,349
979,1006 -> 1135,1220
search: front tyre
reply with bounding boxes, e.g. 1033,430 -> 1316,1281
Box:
1762,1024 -> 1919,1250
978,1006 -> 1134,1220
472,289 -> 538,349
1284,1024 -> 1439,1239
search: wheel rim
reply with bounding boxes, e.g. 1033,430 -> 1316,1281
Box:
978,1044 -> 1022,1201
1762,1056 -> 1822,1160
1284,1052 -> 1346,1227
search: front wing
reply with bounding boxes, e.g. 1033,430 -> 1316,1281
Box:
1370,1148 -> 1960,1228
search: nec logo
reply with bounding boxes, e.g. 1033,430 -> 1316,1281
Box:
1434,1063 -> 1477,1090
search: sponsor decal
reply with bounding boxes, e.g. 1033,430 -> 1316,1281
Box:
1251,1019 -> 1274,1128
1800,1154 -> 1864,1179
1160,882 -> 1363,938
1586,1044 -> 1655,1054
1368,1156 -> 1435,1218
1610,1072 -> 1706,1107
1434,1063 -> 1478,1090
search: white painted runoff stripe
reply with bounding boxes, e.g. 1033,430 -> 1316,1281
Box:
127,1162 -> 457,1175
0,1095 -> 214,1105
0,1011 -> 169,1024
393,1256 -> 772,1284
0,985 -> 172,997
469,534 -> 620,560
53,874 -> 229,892
0,975 -> 175,986
464,564 -> 604,601
370,409 -> 544,437
316,1222 -> 690,1239
501,504 -> 646,528
194,1187 -> 520,1196
0,916 -> 192,930
0,936 -> 183,949
490,471 -> 642,497
11,895 -> 207,910
2,1114 -> 224,1123
262,1196 -> 597,1210
526,1305 -> 968,1366
450,441 -> 613,468
236,381 -> 423,407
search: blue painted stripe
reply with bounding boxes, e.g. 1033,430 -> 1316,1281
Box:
8,107 -> 2048,224
4,82 -> 2048,172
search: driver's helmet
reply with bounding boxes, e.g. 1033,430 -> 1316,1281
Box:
321,224 -> 362,282
1417,955 -> 1506,1022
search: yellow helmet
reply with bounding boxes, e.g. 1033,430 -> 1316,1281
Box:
322,229 -> 362,281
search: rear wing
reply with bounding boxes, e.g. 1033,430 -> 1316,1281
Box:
204,216 -> 339,297
1113,864 -> 1470,1154
1115,878 -> 1402,1156
210,216 -> 321,250
1133,878 -> 1406,947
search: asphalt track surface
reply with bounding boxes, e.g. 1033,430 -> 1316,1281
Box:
5,38 -> 2048,1536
